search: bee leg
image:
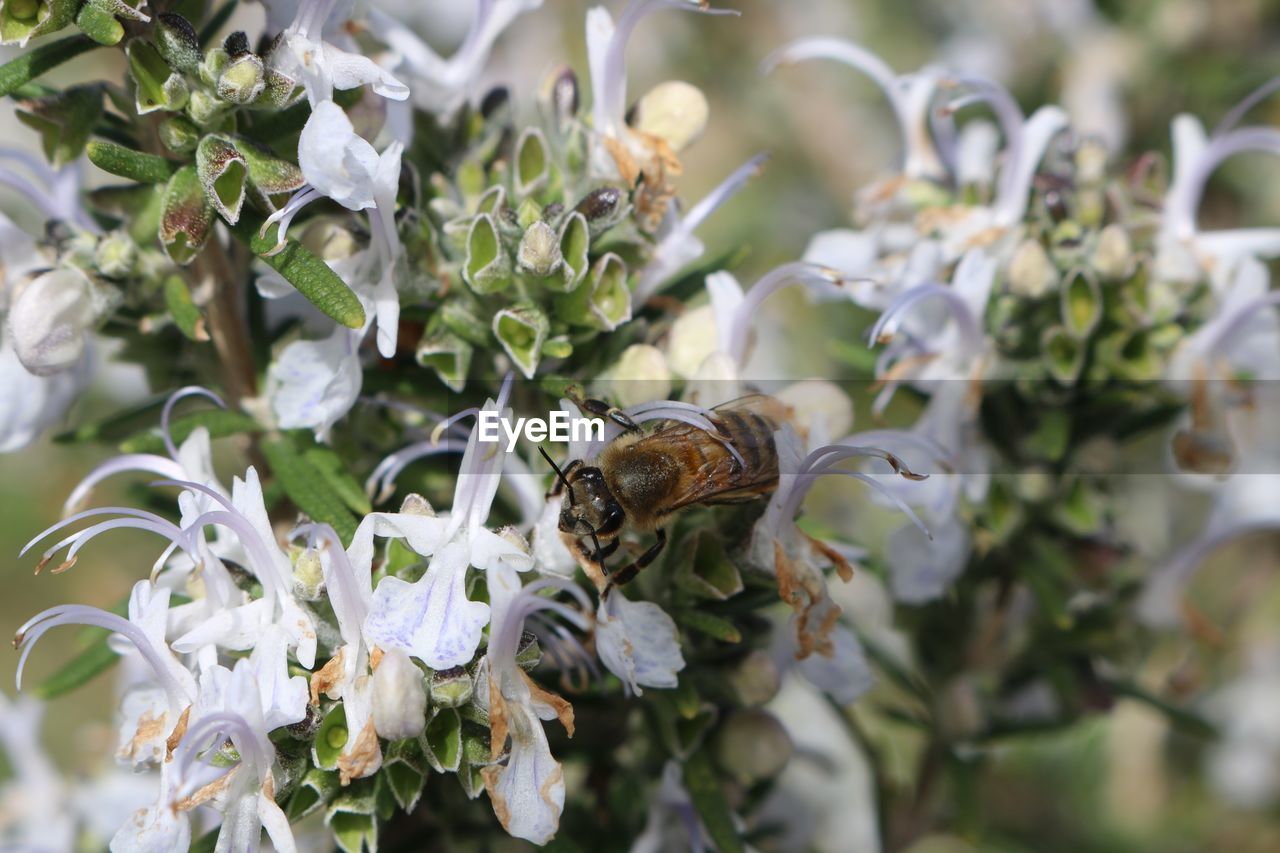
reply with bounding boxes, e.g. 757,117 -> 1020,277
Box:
546,459 -> 581,499
567,388 -> 642,434
593,538 -> 620,567
605,528 -> 667,590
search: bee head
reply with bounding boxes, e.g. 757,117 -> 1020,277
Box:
558,466 -> 624,540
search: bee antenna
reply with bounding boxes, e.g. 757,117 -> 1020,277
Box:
538,445 -> 576,506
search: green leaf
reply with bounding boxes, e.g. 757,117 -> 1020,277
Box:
305,445 -> 373,516
162,273 -> 207,342
0,36 -> 98,98
119,408 -> 261,454
262,435 -> 360,544
86,140 -> 179,183
229,214 -> 367,329
674,609 -> 742,644
16,83 -> 103,167
32,633 -> 120,700
682,751 -> 744,853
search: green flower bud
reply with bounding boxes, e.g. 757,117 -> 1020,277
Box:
15,83 -> 102,168
1041,324 -> 1083,385
158,114 -> 200,154
1061,268 -> 1102,338
462,213 -> 511,294
428,666 -> 474,708
75,1 -> 123,45
513,127 -> 550,198
725,649 -> 780,708
1051,477 -> 1105,536
1,0 -> 77,47
712,710 -> 792,786
186,89 -> 226,127
514,196 -> 542,230
154,12 -> 200,74
159,165 -> 213,265
557,252 -> 631,331
255,67 -> 302,109
1006,238 -> 1056,299
517,219 -> 562,277
217,53 -> 265,105
128,38 -> 189,114
195,134 -> 247,224
492,302 -> 549,378
416,329 -> 472,392
553,211 -> 590,293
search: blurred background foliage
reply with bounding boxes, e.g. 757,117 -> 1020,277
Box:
4,0 -> 1280,850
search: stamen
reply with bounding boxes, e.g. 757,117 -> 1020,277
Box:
161,386 -> 226,462
260,187 -> 324,255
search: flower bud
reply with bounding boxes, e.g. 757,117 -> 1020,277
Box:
725,649 -> 781,707
94,230 -> 137,278
492,302 -> 549,378
217,53 -> 266,105
557,252 -> 631,331
429,665 -> 474,708
574,186 -> 627,236
158,114 -> 200,154
6,267 -> 99,375
554,212 -> 590,293
127,39 -> 189,114
155,12 -> 200,74
462,214 -> 512,294
1,0 -> 76,47
1041,325 -> 1083,385
633,80 -> 709,153
712,710 -> 792,785
542,66 -> 579,129
513,128 -> 550,198
775,380 -> 852,441
186,89 -> 225,127
195,134 -> 247,224
665,305 -> 717,379
416,330 -> 472,392
1091,223 -> 1133,280
602,344 -> 672,407
1007,238 -> 1056,299
372,649 -> 427,741
292,547 -> 324,601
159,165 -> 214,265
1061,268 -> 1102,338
517,220 -> 562,277
400,493 -> 436,517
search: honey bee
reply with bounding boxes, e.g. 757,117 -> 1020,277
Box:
542,392 -> 793,588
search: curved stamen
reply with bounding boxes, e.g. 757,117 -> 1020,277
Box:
161,387 -> 226,462
726,263 -> 846,365
63,454 -> 188,515
870,282 -> 984,361
1214,76 -> 1280,138
15,605 -> 196,706
260,187 -> 324,255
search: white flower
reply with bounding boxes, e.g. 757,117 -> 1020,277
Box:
633,153 -> 768,302
269,101 -> 404,359
596,589 -> 685,693
479,563 -> 589,845
5,267 -> 106,376
371,648 -> 427,740
270,0 -> 410,106
585,0 -> 735,180
748,424 -> 928,657
1157,87 -> 1280,283
364,380 -> 535,669
267,322 -> 364,437
373,0 -> 542,116
0,332 -> 91,452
